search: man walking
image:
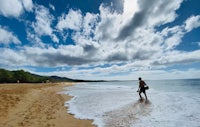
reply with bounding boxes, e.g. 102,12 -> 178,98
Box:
137,77 -> 148,100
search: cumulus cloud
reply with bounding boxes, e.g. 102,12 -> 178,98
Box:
160,25 -> 185,50
84,0 -> 185,64
24,0 -> 197,67
0,48 -> 26,66
82,13 -> 99,37
31,5 -> 59,43
1,0 -> 200,80
21,0 -> 34,12
0,0 -> 33,18
116,0 -> 183,41
153,50 -> 200,66
184,15 -> 200,32
0,45 -> 98,67
32,5 -> 53,36
0,26 -> 21,45
57,9 -> 83,31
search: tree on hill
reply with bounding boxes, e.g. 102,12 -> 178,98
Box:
0,69 -> 13,83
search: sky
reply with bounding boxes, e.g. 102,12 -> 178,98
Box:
0,0 -> 200,80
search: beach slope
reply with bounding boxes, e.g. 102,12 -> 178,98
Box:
0,83 -> 95,127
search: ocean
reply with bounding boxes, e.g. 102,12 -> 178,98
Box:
63,79 -> 200,127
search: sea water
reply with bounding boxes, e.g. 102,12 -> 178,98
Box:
64,79 -> 200,127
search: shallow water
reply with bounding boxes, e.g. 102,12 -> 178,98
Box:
64,79 -> 200,127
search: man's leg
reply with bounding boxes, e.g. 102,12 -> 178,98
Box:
144,91 -> 148,100
139,91 -> 142,100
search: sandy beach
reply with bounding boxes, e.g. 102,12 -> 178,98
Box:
0,83 -> 95,127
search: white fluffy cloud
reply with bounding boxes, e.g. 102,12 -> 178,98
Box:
161,25 -> 185,50
1,0 -> 200,80
54,0 -> 200,71
32,5 -> 53,36
0,48 -> 26,67
4,0 -> 200,67
185,15 -> 200,32
31,5 -> 59,43
0,0 -> 33,18
21,0 -> 33,12
57,9 -> 83,31
152,50 -> 200,66
0,27 -> 21,45
82,13 -> 99,37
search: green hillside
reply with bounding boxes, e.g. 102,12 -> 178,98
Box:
0,68 -> 74,83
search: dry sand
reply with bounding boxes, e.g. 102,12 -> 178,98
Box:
0,83 -> 95,127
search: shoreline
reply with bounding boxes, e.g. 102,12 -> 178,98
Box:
0,83 -> 96,127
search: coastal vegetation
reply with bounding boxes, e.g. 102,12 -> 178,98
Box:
0,68 -> 73,83
0,68 -> 105,83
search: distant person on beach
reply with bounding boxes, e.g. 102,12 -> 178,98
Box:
137,77 -> 148,100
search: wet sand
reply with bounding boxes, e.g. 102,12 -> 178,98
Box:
0,83 -> 95,127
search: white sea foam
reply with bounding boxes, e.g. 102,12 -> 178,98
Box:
132,91 -> 200,127
65,83 -> 136,126
64,81 -> 200,127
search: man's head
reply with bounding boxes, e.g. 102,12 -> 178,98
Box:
138,77 -> 142,80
